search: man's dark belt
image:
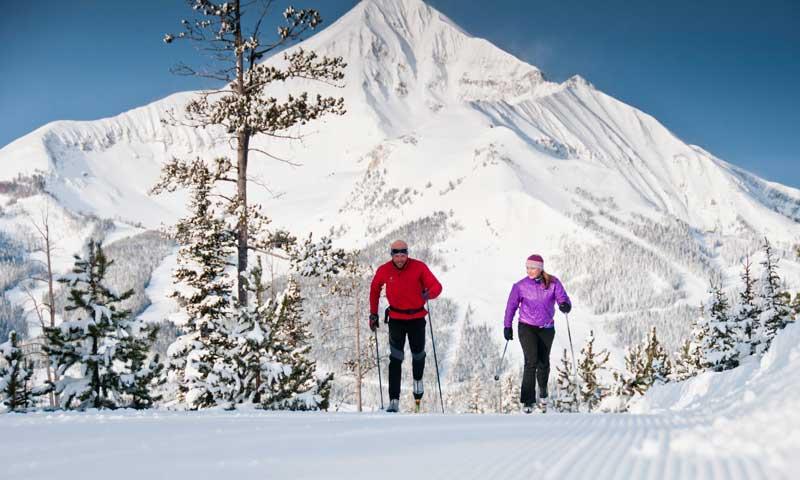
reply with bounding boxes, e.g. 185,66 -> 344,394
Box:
384,305 -> 426,322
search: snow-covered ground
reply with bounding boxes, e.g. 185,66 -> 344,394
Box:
0,408 -> 788,480
4,323 -> 799,480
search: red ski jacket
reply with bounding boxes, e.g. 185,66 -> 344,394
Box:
369,258 -> 442,320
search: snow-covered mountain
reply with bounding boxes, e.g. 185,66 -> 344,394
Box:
2,0 -> 799,361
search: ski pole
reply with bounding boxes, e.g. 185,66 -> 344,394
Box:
494,340 -> 509,381
374,329 -> 384,410
426,299 -> 445,414
564,312 -> 581,410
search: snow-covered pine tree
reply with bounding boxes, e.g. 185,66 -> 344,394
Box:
231,256 -> 281,405
163,1 -> 346,306
0,331 -> 36,412
672,337 -> 699,381
755,237 -> 793,352
791,293 -> 800,322
577,330 -> 610,412
466,375 -> 486,414
699,281 -> 739,372
612,343 -> 651,411
119,323 -> 165,409
644,326 -> 671,384
152,156 -> 344,410
290,234 -> 348,279
731,256 -> 760,356
153,159 -> 238,410
499,372 -> 519,414
554,348 -> 579,413
43,241 -> 149,409
260,278 -> 332,410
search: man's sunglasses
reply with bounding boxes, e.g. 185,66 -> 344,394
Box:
390,248 -> 408,256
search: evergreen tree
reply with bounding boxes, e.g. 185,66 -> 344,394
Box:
154,157 -> 343,410
731,256 -> 760,356
163,1 -> 346,306
554,348 -> 579,412
154,160 -> 238,410
577,330 -> 610,412
259,278 -> 332,410
699,282 -> 739,371
119,323 -> 165,409
499,372 -> 519,414
790,293 -> 800,322
231,256 -> 281,405
466,375 -> 486,414
672,337 -> 699,382
756,238 -> 793,352
614,327 -> 672,408
613,343 -> 650,407
644,326 -> 671,384
0,331 -> 36,412
44,241 -> 158,409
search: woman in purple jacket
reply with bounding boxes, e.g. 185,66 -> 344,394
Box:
504,254 -> 571,413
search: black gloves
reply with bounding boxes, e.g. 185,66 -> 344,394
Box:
504,327 -> 513,341
369,313 -> 379,331
422,288 -> 429,301
559,302 -> 572,314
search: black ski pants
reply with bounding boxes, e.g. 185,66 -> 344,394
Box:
518,322 -> 555,404
388,317 -> 426,400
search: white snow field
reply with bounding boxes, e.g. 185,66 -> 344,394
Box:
3,323 -> 799,480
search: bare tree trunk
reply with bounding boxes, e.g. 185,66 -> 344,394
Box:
234,0 -> 250,306
355,283 -> 362,412
29,209 -> 59,409
43,219 -> 59,408
237,132 -> 250,305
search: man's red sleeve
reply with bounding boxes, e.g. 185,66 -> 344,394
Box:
421,263 -> 442,300
369,266 -> 385,314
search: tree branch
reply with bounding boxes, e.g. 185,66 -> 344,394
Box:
248,148 -> 302,166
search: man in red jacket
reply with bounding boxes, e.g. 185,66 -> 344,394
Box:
369,240 -> 442,413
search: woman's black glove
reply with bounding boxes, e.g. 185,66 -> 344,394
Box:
558,302 -> 572,314
504,327 -> 513,341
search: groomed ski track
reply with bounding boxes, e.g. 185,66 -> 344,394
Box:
0,409 -> 787,480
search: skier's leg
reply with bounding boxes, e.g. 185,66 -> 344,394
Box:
388,320 -> 407,401
536,327 -> 556,399
518,323 -> 539,405
407,318 -> 427,400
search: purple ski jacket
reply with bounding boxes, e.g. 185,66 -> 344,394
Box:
504,275 -> 571,329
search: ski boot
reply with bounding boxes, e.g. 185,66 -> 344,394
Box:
537,397 -> 548,413
413,380 -> 424,413
522,403 -> 534,414
386,398 -> 400,413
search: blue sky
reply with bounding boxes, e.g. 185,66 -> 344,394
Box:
1,0 -> 797,187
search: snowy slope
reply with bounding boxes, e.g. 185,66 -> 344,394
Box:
1,0 -> 800,364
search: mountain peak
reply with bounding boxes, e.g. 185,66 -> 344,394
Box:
307,0 -> 548,108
